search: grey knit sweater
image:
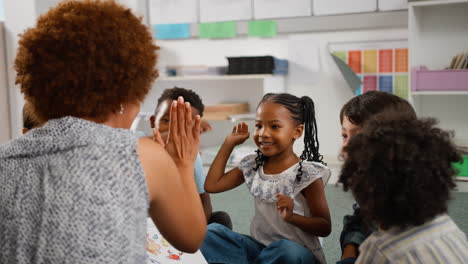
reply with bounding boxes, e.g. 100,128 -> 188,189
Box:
0,116 -> 149,263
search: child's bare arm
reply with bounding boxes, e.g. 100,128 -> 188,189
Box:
276,178 -> 332,237
204,123 -> 249,193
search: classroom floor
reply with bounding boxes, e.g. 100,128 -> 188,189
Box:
210,183 -> 468,263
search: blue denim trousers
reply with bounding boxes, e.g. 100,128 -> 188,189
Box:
201,223 -> 317,264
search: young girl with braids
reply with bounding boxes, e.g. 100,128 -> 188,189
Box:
202,93 -> 331,264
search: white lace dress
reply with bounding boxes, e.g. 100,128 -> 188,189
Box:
239,154 -> 330,264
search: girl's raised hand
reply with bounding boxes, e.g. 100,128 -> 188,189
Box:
225,122 -> 250,146
276,194 -> 294,221
165,96 -> 201,168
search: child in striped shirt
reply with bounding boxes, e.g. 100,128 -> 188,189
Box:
339,115 -> 468,264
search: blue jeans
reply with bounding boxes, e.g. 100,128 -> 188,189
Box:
201,223 -> 317,264
336,258 -> 356,264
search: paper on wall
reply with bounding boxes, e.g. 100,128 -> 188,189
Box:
287,38 -> 321,85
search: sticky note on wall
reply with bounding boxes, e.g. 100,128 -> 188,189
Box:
394,75 -> 409,99
379,75 -> 393,93
363,50 -> 377,73
379,49 -> 393,73
333,51 -> 347,63
395,48 -> 408,72
199,22 -> 237,39
348,51 -> 362,74
248,20 -> 277,37
363,75 -> 377,93
154,24 -> 191,40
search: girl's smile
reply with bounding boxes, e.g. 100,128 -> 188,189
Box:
253,101 -> 302,160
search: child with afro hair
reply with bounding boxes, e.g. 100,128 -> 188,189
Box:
339,115 -> 468,263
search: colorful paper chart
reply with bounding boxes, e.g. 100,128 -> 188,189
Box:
329,41 -> 409,99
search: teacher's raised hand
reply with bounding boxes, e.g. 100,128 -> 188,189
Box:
164,96 -> 201,168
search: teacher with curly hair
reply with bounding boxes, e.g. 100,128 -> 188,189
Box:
0,1 -> 206,263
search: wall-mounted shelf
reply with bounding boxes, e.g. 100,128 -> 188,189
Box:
136,73 -> 286,148
412,91 -> 468,96
158,74 -> 284,82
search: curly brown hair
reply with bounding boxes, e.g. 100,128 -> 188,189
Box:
22,102 -> 40,130
339,116 -> 461,230
15,0 -> 159,122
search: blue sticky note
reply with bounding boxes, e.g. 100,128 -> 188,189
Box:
153,24 -> 190,40
379,75 -> 393,93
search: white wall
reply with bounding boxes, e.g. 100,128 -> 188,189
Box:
3,0 -> 38,139
0,21 -> 10,143
154,27 -> 408,159
2,0 -> 407,160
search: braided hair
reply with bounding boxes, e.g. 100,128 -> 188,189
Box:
253,93 -> 324,182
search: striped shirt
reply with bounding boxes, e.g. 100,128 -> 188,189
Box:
356,214 -> 468,264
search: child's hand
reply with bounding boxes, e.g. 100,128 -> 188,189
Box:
165,97 -> 201,168
276,194 -> 294,222
225,122 -> 249,146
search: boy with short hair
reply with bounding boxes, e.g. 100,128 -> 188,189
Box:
150,87 -> 232,229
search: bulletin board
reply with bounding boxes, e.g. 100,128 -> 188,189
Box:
329,40 -> 409,99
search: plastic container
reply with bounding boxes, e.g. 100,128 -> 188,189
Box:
453,155 -> 468,177
411,66 -> 468,91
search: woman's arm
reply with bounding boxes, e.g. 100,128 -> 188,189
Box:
139,97 -> 206,253
276,178 -> 332,237
204,123 -> 249,193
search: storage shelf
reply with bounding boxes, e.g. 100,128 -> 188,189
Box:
158,74 -> 284,82
412,91 -> 468,95
411,67 -> 468,93
410,0 -> 468,7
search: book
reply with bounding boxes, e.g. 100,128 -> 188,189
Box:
146,218 -> 208,264
454,53 -> 468,69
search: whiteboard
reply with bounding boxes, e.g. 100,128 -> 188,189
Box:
378,0 -> 407,11
149,0 -> 198,24
200,0 -> 252,23
313,0 -> 376,16
254,0 -> 312,19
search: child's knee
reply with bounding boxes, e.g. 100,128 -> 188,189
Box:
267,240 -> 315,262
207,222 -> 229,234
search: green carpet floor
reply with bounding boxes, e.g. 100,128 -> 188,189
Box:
210,184 -> 468,263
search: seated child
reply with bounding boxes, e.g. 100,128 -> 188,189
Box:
339,115 -> 468,263
150,87 -> 232,229
202,93 -> 331,264
338,91 -> 417,263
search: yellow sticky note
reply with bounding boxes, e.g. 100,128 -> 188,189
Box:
363,50 -> 377,74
